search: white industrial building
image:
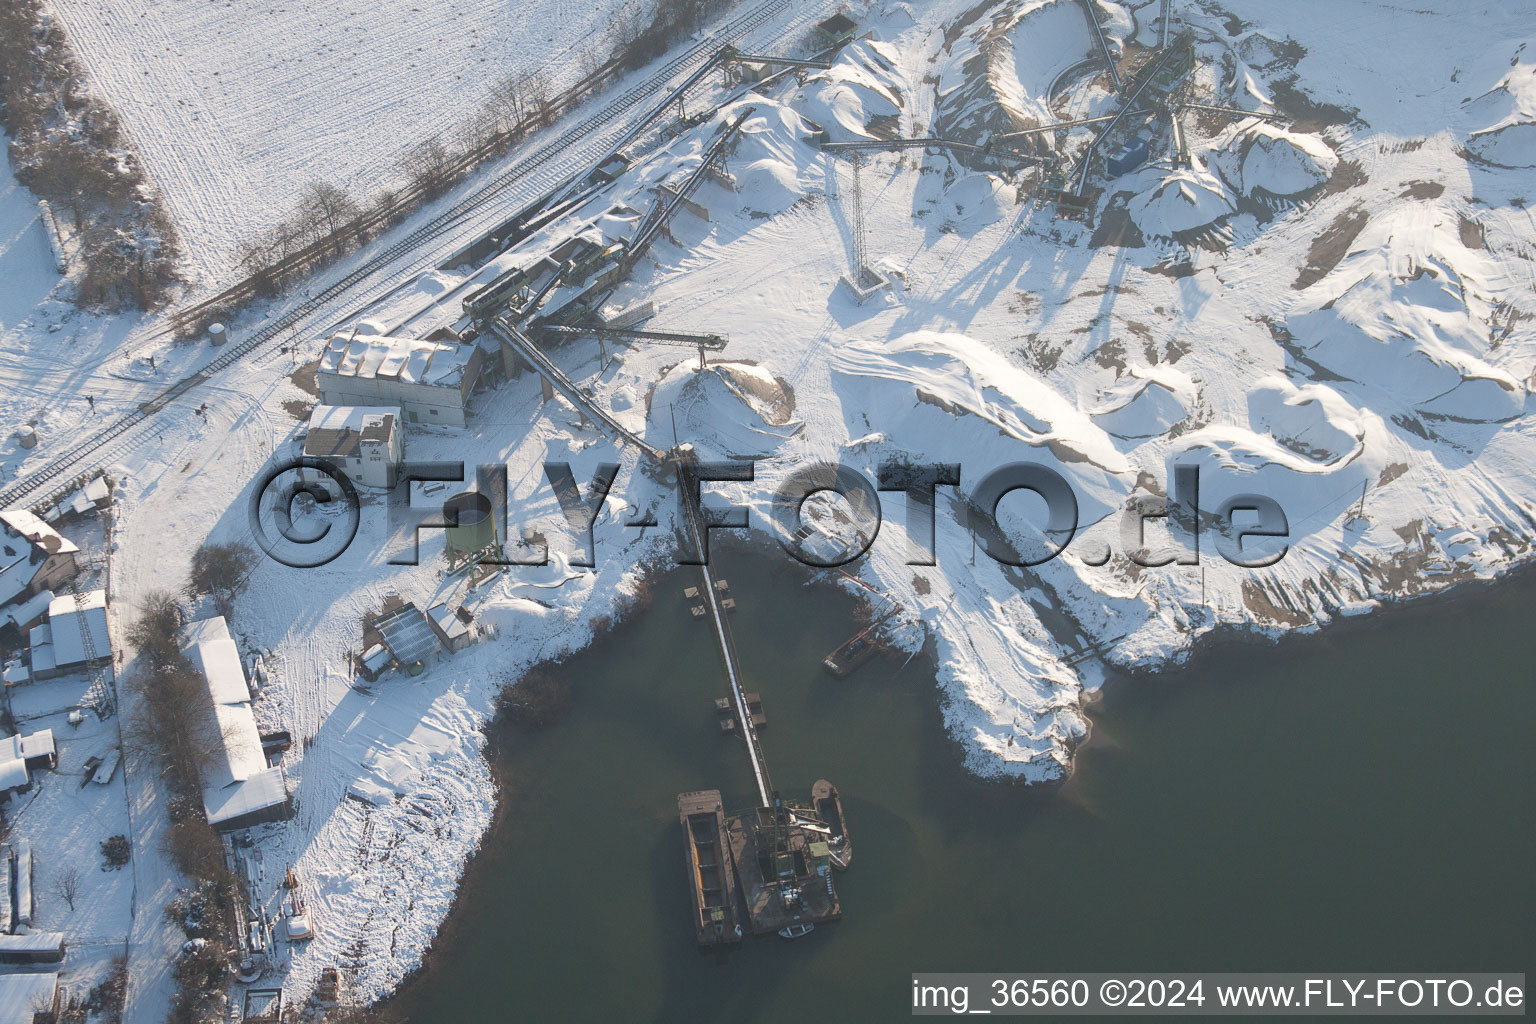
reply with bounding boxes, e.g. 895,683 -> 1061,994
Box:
181,616 -> 290,831
28,588 -> 112,681
303,405 -> 404,489
0,509 -> 78,612
316,333 -> 482,428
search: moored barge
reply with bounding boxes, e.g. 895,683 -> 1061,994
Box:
677,789 -> 743,948
811,779 -> 851,871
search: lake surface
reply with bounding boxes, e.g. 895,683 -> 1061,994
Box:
388,542 -> 1535,1020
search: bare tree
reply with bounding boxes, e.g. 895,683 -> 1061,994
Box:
484,73 -> 528,138
186,541 -> 256,620
124,589 -> 182,668
300,180 -> 360,256
53,865 -> 82,911
398,135 -> 456,199
525,70 -> 555,128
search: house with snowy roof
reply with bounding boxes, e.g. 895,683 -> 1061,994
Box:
0,509 -> 78,613
316,332 -> 482,428
28,589 -> 113,682
0,971 -> 59,1022
0,728 -> 57,796
303,404 -> 404,488
181,616 -> 290,831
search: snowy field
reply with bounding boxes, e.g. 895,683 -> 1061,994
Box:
4,0 -> 1536,1015
46,0 -> 642,282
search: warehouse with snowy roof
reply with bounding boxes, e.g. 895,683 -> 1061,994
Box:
181,616 -> 290,831
316,333 -> 483,428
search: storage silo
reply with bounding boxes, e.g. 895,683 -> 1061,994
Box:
209,322 -> 228,346
442,491 -> 498,561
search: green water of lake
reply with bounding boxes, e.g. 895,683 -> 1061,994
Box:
388,542 -> 1535,1021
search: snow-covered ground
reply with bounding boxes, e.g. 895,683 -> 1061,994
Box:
5,0 -> 1536,1014
45,0 -> 646,282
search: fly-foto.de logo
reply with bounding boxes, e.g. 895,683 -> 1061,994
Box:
247,456 -> 1289,572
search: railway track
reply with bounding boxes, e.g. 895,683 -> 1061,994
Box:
0,0 -> 795,512
159,0 -> 793,337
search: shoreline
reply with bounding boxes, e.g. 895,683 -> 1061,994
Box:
378,535 -> 1536,1009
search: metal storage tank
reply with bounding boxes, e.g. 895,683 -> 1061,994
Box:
442,491 -> 498,559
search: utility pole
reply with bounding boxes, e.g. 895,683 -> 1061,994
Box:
849,153 -> 868,277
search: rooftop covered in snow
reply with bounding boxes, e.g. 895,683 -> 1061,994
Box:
319,333 -> 476,388
0,508 -> 78,608
304,405 -> 399,461
180,616 -> 289,830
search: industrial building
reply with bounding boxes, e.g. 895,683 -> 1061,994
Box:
181,616 -> 291,831
0,509 -> 78,612
316,333 -> 483,428
27,589 -> 112,681
303,404 -> 404,489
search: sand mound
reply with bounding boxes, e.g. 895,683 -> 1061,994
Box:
942,173 -> 1011,231
1091,369 -> 1193,439
728,100 -> 825,215
1128,166 -> 1236,242
831,330 -> 1130,474
1211,123 -> 1337,197
646,361 -> 802,458
993,0 -> 1099,127
797,38 -> 907,142
1245,379 -> 1364,462
1289,208 -> 1523,421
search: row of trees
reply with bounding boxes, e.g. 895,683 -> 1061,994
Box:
230,68 -> 557,303
0,0 -> 181,310
202,0 -> 743,331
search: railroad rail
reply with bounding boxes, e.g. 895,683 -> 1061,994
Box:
0,1 -> 800,510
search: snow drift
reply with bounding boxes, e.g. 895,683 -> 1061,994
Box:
1465,63 -> 1536,167
797,38 -> 908,142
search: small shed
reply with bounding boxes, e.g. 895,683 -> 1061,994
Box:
3,589 -> 54,633
374,603 -> 440,666
12,844 -> 34,927
426,603 -> 472,652
816,12 -> 857,45
358,644 -> 392,681
0,972 -> 59,1023
1107,134 -> 1152,177
0,931 -> 66,964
